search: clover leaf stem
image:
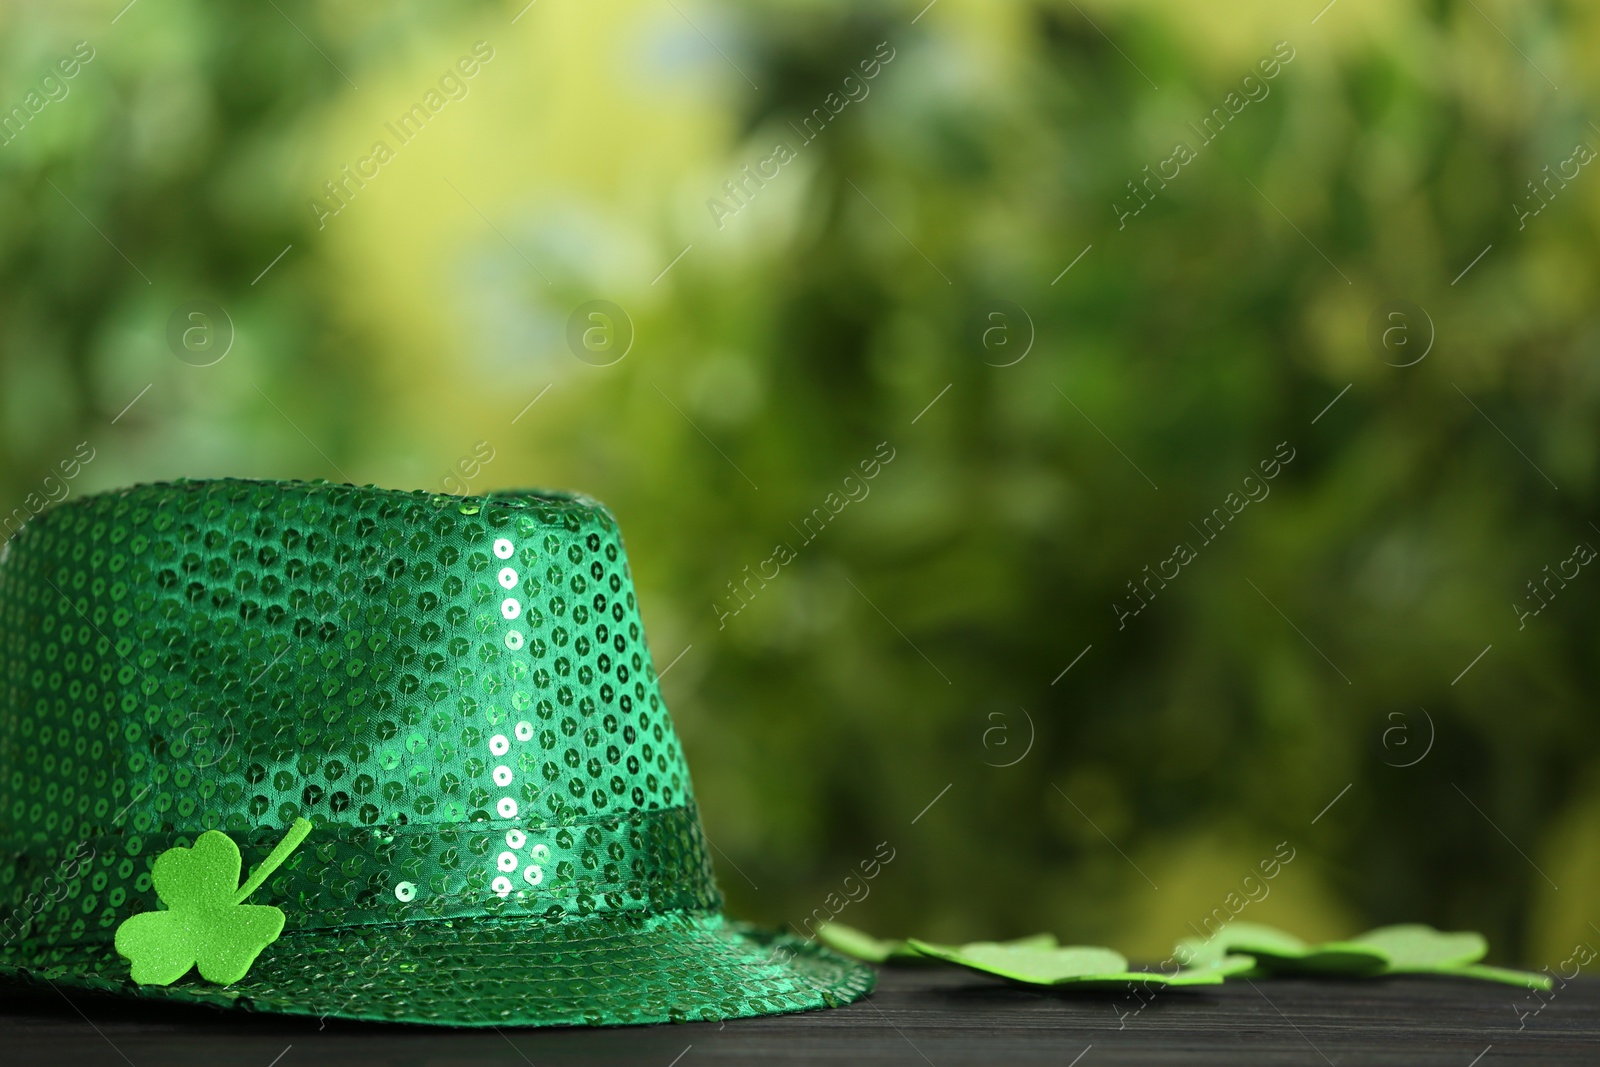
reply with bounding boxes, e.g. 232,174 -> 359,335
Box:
232,817 -> 312,905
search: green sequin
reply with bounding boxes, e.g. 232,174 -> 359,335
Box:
0,479 -> 872,1025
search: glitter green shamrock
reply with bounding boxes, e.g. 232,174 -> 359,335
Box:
113,818 -> 312,986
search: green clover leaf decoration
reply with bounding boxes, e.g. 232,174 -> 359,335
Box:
817,921 -> 1057,965
113,818 -> 312,987
816,921 -> 1250,987
1174,922 -> 1551,990
906,938 -> 1254,988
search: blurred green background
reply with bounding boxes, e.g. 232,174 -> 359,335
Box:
3,0 -> 1598,968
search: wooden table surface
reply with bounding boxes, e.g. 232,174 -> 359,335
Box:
4,967 -> 1595,1066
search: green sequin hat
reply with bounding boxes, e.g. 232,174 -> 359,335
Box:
0,479 -> 873,1026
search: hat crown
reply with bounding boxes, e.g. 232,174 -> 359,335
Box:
0,479 -> 715,944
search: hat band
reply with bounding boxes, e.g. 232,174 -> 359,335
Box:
0,804 -> 720,953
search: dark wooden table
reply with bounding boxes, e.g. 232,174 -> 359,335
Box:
4,968 -> 1595,1065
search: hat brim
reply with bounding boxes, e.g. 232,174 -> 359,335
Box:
1,910 -> 874,1027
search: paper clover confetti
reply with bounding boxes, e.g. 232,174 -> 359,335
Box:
816,922 -> 1250,987
906,938 -> 1255,988
114,818 -> 312,986
817,921 -> 1057,964
1175,922 -> 1551,990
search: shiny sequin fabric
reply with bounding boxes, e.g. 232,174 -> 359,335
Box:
0,479 -> 873,1025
